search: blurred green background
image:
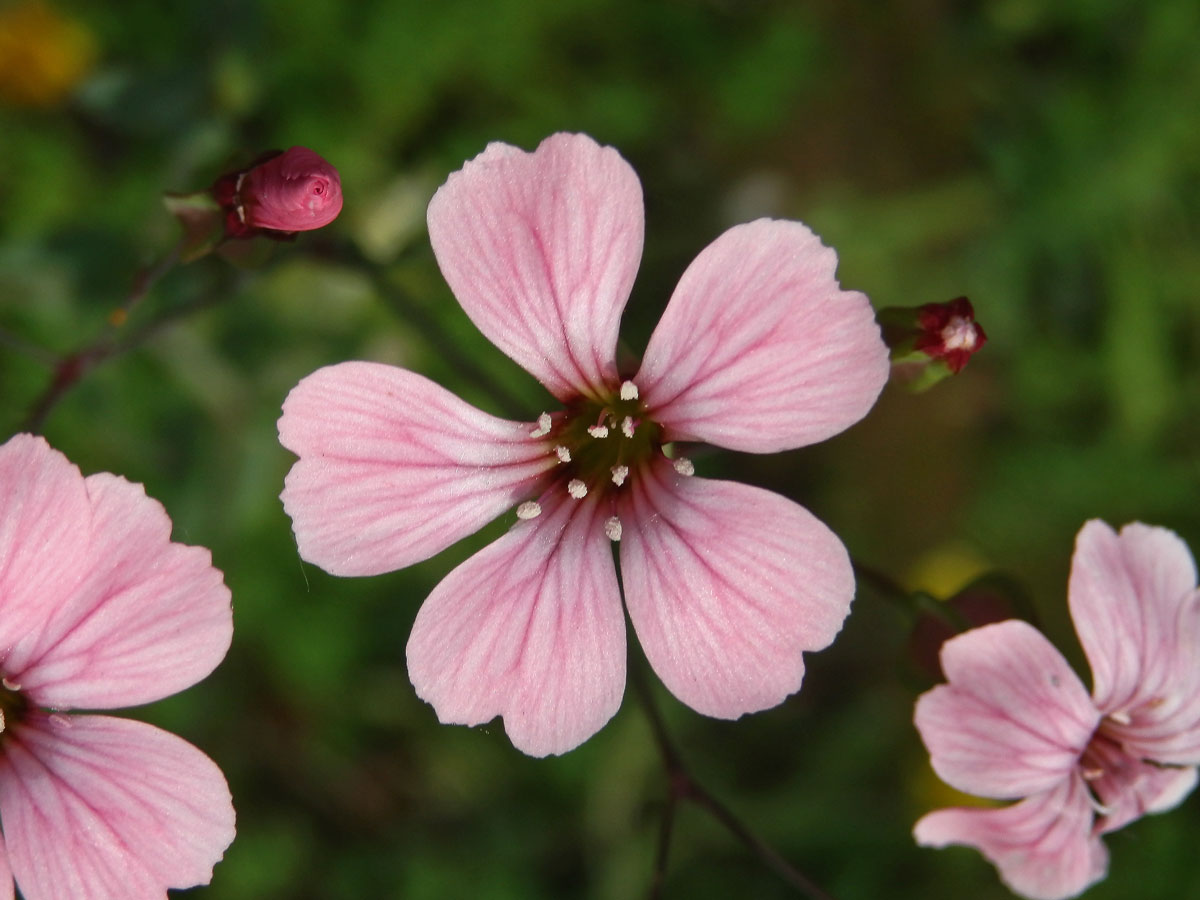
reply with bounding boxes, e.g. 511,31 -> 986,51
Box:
2,0 -> 1199,897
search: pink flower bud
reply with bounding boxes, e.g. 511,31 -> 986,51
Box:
239,146 -> 342,231
213,146 -> 342,237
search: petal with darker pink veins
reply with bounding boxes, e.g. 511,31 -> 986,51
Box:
914,776 -> 1107,900
636,219 -> 889,454
915,621 -> 1099,799
0,832 -> 13,900
0,714 -> 234,900
0,435 -> 93,661
619,461 -> 853,718
1088,743 -> 1198,835
280,361 -> 556,576
1068,520 -> 1200,765
0,443 -> 232,711
428,133 -> 644,401
406,494 -> 625,757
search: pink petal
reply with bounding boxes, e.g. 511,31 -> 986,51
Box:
0,442 -> 231,710
1086,733 -> 1198,834
636,219 -> 889,453
618,460 -> 853,718
1068,520 -> 1200,764
0,435 -> 94,661
915,621 -> 1099,799
427,133 -> 644,401
406,493 -> 625,757
914,776 -> 1107,900
0,832 -> 13,900
279,361 -> 556,576
0,714 -> 234,900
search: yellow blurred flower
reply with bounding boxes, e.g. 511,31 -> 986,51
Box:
0,0 -> 96,107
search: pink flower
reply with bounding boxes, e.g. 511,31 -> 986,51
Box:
214,146 -> 343,237
914,520 -> 1200,900
279,133 -> 890,756
0,434 -> 235,900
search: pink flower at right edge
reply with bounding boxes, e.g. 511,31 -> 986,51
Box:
278,132 -> 890,757
914,520 -> 1200,900
0,433 -> 235,900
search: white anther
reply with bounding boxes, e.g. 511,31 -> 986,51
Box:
0,709 -> 5,734
516,501 -> 542,520
605,517 -> 623,541
610,465 -> 629,486
621,416 -> 636,438
555,445 -> 572,463
620,380 -> 639,400
567,479 -> 588,499
587,424 -> 610,438
530,412 -> 552,437
1109,710 -> 1132,726
2,677 -> 20,691
673,457 -> 695,476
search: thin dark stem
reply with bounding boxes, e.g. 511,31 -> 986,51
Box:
851,557 -> 973,632
630,663 -> 837,900
21,240 -> 220,434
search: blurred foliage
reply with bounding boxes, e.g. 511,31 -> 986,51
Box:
1,0 -> 1199,898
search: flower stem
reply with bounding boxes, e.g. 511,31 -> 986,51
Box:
630,661 -> 837,900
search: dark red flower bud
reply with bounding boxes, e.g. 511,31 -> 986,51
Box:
912,297 -> 987,374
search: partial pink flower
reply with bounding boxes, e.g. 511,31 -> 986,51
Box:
0,433 -> 235,900
914,520 -> 1200,900
279,132 -> 890,756
213,146 -> 342,237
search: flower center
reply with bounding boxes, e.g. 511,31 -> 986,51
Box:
940,316 -> 978,351
518,379 -> 691,538
0,675 -> 29,739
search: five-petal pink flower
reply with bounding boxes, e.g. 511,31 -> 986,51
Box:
279,132 -> 890,756
0,434 -> 235,900
914,520 -> 1200,900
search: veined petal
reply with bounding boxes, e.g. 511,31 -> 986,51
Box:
406,493 -> 625,757
619,461 -> 853,718
0,435 -> 93,663
0,832 -> 13,900
636,219 -> 889,453
1068,520 -> 1200,764
1085,731 -> 1199,834
6,472 -> 231,710
427,133 -> 644,401
279,361 -> 556,576
916,621 -> 1099,799
914,776 -> 1107,900
0,714 -> 234,900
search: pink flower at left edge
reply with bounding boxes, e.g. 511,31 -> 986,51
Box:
914,520 -> 1200,900
0,434 -> 235,900
278,132 -> 891,757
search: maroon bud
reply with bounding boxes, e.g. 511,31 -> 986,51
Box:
912,297 -> 987,374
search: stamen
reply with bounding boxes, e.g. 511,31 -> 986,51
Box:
605,517 -> 623,541
620,380 -> 638,401
611,465 -> 629,486
673,457 -> 695,476
555,445 -> 572,464
621,416 -> 636,438
587,424 -> 610,438
0,708 -> 5,734
516,501 -> 542,520
1108,710 -> 1132,726
2,677 -> 20,691
567,479 -> 588,499
530,413 -> 552,438
1081,767 -> 1104,781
